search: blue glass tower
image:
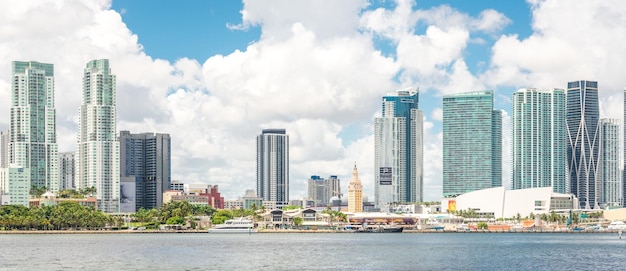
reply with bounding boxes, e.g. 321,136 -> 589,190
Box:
374,87 -> 423,210
566,80 -> 600,209
443,91 -> 502,197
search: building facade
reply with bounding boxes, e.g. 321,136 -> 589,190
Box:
119,131 -> 171,211
599,119 -> 621,207
0,130 -> 8,168
443,90 -> 502,197
566,80 -> 600,209
256,129 -> 289,206
374,87 -> 423,211
623,89 -> 626,208
58,152 -> 75,191
348,164 -> 363,213
8,61 -> 59,196
512,88 -> 567,193
307,175 -> 341,207
75,59 -> 120,213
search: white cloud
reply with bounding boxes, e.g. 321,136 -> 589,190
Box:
6,0 -> 623,203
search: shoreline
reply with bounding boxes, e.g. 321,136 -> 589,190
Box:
0,229 -> 622,234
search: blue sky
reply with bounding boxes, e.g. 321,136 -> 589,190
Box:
109,0 -> 534,144
2,0 -> 626,201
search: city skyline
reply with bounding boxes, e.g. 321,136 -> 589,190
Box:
1,1 -> 626,201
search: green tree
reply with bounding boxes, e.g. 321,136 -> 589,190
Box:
30,185 -> 47,197
477,222 -> 488,230
292,217 -> 303,226
166,216 -> 185,225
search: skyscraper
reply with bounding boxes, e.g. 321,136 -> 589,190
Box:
8,61 -> 59,197
599,119 -> 620,207
374,87 -> 423,211
58,152 -> 75,191
348,164 -> 363,213
511,88 -> 567,193
256,129 -> 289,206
75,59 -> 120,213
0,130 -> 8,168
307,175 -> 340,207
443,90 -> 502,197
621,88 -> 626,207
566,80 -> 600,209
119,131 -> 171,211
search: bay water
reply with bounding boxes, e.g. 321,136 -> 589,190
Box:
0,232 -> 623,270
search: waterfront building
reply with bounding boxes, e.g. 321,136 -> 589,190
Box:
75,59 -> 120,213
29,191 -> 97,209
58,152 -> 75,191
511,88 -> 567,193
442,186 -> 578,219
307,175 -> 340,207
567,80 -> 600,209
443,90 -> 502,197
256,129 -> 289,206
348,164 -> 363,213
119,131 -> 171,211
599,119 -> 621,207
0,130 -> 8,168
374,87 -> 423,211
7,61 -> 59,198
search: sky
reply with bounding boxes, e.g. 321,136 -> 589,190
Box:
1,0 -> 626,202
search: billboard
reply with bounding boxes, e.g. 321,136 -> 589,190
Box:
120,179 -> 136,213
379,167 -> 392,185
447,199 -> 456,212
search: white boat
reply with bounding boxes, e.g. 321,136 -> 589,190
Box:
208,218 -> 257,233
608,221 -> 626,230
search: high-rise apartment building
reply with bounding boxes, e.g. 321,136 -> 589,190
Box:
374,87 -> 423,211
348,164 -> 363,213
599,119 -> 621,207
566,80 -> 600,209
8,61 -> 59,198
512,88 -> 567,193
119,131 -> 171,211
0,130 -> 8,168
256,129 -> 289,206
75,59 -> 120,213
443,90 -> 502,197
621,88 -> 626,207
58,152 -> 75,191
307,175 -> 341,207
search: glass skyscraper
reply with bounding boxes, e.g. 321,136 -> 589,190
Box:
566,80 -> 600,209
374,87 -> 423,211
621,88 -> 626,207
443,90 -> 502,197
76,59 -> 120,213
599,119 -> 621,207
8,61 -> 59,198
119,131 -> 171,211
256,129 -> 289,206
512,88 -> 567,193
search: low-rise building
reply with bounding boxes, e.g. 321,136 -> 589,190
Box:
442,186 -> 578,219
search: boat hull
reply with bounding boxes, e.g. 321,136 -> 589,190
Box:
208,228 -> 258,234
